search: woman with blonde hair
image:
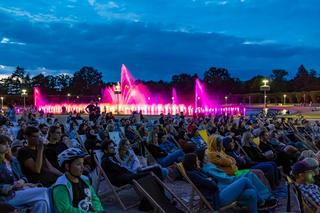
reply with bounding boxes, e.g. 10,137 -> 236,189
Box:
206,134 -> 238,175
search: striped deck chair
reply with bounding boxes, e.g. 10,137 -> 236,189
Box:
175,163 -> 238,213
198,130 -> 209,145
92,152 -> 141,210
132,172 -> 191,213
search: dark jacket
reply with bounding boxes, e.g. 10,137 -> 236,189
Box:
0,157 -> 27,201
187,170 -> 219,208
101,154 -> 134,187
146,144 -> 168,159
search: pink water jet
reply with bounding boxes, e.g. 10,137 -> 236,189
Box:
172,88 -> 178,104
34,64 -> 244,115
102,64 -> 150,104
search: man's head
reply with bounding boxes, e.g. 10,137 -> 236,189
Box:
39,123 -> 49,135
292,161 -> 315,184
48,126 -> 62,143
101,139 -> 116,155
24,126 -> 40,146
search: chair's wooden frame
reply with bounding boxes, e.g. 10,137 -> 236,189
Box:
132,172 -> 192,213
286,176 -> 320,213
175,163 -> 238,212
92,153 -> 141,210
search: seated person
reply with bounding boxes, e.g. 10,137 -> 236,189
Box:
176,130 -> 196,153
116,138 -> 168,178
302,157 -> 320,187
259,130 -> 298,174
206,135 -> 238,175
200,152 -> 277,210
45,126 -> 68,170
190,128 -> 207,152
183,153 -> 258,212
0,135 -> 50,213
292,160 -> 320,206
101,139 -> 163,187
146,131 -> 184,167
85,129 -> 102,152
241,132 -> 280,187
53,148 -> 103,212
17,126 -> 62,187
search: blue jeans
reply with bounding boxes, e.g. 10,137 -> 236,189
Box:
8,187 -> 50,213
158,149 -> 184,167
219,177 -> 257,213
242,172 -> 272,202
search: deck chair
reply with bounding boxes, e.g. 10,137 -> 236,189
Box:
175,163 -> 238,212
108,131 -> 121,147
286,176 -> 320,213
132,172 -> 191,213
175,163 -> 214,212
92,152 -> 141,210
198,130 -> 209,144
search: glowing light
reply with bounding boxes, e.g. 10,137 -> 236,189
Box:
35,65 -> 244,116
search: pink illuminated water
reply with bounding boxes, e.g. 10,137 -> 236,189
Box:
195,78 -> 211,108
172,88 -> 178,104
102,64 -> 150,104
34,87 -> 46,108
35,65 -> 244,115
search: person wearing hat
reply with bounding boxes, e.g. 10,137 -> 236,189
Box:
292,160 -> 320,206
52,148 -> 103,212
302,157 -> 320,187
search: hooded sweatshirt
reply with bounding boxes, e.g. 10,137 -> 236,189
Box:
206,135 -> 238,175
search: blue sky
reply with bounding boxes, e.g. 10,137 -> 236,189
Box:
0,0 -> 319,81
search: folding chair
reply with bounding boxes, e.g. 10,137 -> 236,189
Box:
198,130 -> 209,144
175,163 -> 240,213
174,163 -> 213,212
132,172 -> 191,213
92,152 -> 141,210
108,131 -> 121,147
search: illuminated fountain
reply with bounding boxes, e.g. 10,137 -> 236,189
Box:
35,64 -> 243,115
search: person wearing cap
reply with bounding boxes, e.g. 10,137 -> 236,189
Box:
52,148 -> 103,212
302,157 -> 320,187
292,160 -> 320,206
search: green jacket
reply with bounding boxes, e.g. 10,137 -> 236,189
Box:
52,174 -> 103,213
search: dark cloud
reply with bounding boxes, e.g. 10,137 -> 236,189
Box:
0,7 -> 319,81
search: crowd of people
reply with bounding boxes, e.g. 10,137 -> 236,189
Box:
0,103 -> 320,213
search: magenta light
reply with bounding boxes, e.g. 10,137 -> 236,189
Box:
37,102 -> 243,115
35,65 -> 244,116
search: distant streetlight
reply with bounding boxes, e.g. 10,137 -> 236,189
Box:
67,93 -> 71,103
21,89 -> 27,109
283,94 -> 287,105
0,96 -> 3,109
260,79 -> 270,108
225,96 -> 228,105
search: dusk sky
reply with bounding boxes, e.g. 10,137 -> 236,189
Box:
0,0 -> 319,81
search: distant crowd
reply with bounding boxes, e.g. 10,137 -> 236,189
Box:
0,102 -> 320,213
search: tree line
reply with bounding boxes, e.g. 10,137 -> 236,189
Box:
0,64 -> 319,103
